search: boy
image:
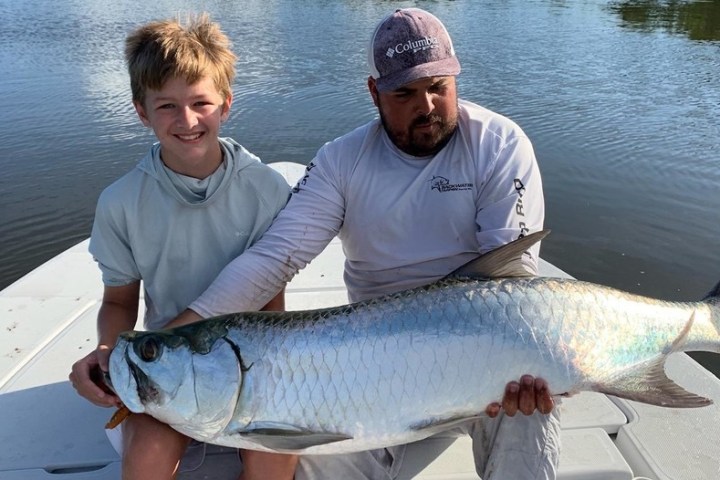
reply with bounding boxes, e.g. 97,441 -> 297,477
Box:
68,14 -> 297,480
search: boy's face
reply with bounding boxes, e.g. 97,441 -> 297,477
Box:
134,76 -> 232,178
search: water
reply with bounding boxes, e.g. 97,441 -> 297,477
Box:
1,0 -> 719,373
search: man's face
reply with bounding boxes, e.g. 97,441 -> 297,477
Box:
370,76 -> 458,157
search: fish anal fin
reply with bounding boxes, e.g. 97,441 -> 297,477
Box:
451,230 -> 550,279
666,311 -> 694,354
595,355 -> 713,408
410,414 -> 485,438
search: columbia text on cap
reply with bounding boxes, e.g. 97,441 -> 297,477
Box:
368,8 -> 461,92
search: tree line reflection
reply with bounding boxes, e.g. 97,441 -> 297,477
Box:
609,0 -> 720,41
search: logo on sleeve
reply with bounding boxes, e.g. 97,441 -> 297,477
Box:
292,161 -> 316,194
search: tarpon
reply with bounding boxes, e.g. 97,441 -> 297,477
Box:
108,231 -> 720,454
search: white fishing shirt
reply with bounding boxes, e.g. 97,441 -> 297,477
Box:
89,138 -> 290,330
191,100 -> 544,316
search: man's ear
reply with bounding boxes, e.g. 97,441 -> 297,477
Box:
221,93 -> 233,122
367,76 -> 380,107
133,101 -> 151,127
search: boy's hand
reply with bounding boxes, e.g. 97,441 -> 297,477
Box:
69,346 -> 121,408
485,375 -> 554,418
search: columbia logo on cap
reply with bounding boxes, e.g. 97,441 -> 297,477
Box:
386,36 -> 440,58
368,8 -> 461,91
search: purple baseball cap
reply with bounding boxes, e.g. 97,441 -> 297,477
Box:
368,8 -> 461,92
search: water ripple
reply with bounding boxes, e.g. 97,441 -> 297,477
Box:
1,0 -> 719,307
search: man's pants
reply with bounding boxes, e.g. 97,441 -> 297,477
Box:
295,409 -> 562,480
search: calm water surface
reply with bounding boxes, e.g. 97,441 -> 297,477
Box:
1,0 -> 719,372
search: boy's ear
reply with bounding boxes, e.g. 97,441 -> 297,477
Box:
221,93 -> 233,122
133,101 -> 151,127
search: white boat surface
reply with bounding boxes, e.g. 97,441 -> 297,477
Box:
1,162 -> 719,480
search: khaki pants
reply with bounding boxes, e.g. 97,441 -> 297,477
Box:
295,408 -> 562,480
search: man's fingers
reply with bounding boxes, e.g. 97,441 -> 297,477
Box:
502,381 -> 520,417
496,376 -> 554,417
535,377 -> 554,415
485,402 -> 501,418
518,375 -> 536,415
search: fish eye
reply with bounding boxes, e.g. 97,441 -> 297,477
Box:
136,336 -> 163,362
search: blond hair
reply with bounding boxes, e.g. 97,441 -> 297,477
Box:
125,13 -> 236,105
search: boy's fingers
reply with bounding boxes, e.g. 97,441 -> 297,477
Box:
96,345 -> 112,372
69,352 -> 120,408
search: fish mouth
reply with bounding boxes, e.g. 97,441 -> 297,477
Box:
102,369 -> 116,394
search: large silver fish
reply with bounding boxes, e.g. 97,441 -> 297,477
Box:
108,231 -> 720,454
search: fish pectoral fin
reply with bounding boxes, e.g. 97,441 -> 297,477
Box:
409,414 -> 485,437
238,422 -> 352,452
596,356 -> 713,408
450,230 -> 550,279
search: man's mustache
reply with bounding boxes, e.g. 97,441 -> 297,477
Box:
411,114 -> 442,128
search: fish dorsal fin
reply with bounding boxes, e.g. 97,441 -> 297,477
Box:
451,230 -> 550,279
235,422 -> 352,452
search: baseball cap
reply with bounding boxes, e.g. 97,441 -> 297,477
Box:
368,8 -> 461,92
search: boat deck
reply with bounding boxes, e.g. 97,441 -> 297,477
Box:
1,162 -> 719,479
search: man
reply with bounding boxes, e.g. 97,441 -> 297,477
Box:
174,7 -> 559,479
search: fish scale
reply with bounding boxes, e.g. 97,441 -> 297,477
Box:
109,233 -> 720,454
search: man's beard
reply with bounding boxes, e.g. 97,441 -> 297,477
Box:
379,107 -> 458,157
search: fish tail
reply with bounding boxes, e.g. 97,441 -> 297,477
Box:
597,292 -> 720,408
594,355 -> 713,408
595,310 -> 713,408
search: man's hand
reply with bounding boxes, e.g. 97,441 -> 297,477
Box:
69,346 -> 121,408
485,375 -> 554,418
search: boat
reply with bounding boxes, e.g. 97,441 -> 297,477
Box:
1,162 -> 719,479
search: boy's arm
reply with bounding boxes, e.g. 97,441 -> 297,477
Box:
69,282 -> 140,408
96,282 -> 141,354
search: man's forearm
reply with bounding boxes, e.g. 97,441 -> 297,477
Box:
166,308 -> 203,328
